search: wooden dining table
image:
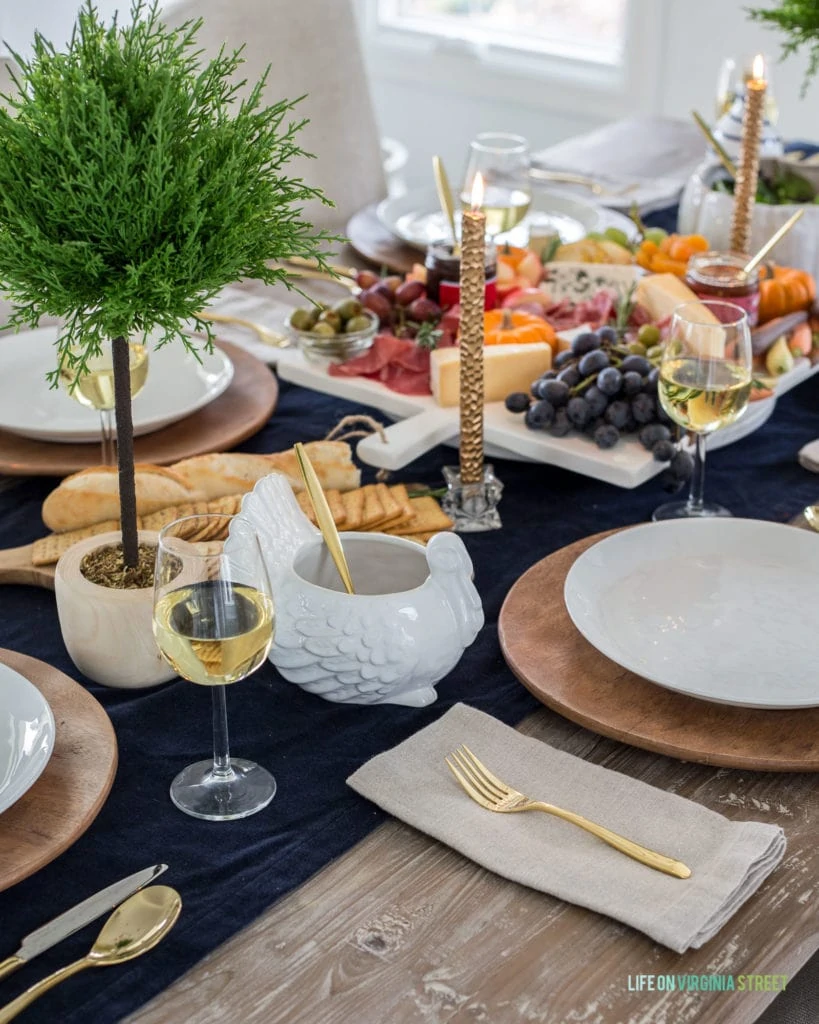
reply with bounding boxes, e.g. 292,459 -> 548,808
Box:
3,233 -> 815,1023
125,702 -> 817,1024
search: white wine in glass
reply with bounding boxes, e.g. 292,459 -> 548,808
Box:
153,514 -> 276,821
461,132 -> 531,241
654,301 -> 752,521
60,341 -> 149,465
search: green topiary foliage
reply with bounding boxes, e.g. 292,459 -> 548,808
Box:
747,1 -> 819,96
0,0 -> 338,380
0,1 -> 340,570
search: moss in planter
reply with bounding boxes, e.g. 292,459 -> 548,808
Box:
80,543 -> 156,589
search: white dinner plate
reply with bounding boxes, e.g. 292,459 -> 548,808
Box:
0,664 -> 56,815
377,187 -> 638,251
0,326 -> 234,442
564,519 -> 819,709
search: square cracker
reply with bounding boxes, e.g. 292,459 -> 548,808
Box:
296,489 -> 346,528
363,483 -> 405,531
386,496 -> 453,536
360,484 -> 386,530
341,488 -> 365,530
32,521 -> 119,566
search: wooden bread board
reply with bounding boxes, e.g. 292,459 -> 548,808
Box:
0,543 -> 54,589
499,528 -> 819,772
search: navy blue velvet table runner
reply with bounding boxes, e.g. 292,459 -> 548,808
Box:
2,250 -> 819,1022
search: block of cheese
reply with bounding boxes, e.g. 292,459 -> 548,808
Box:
635,273 -> 725,357
430,343 -> 552,408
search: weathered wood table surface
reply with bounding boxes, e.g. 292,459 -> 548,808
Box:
127,706 -> 818,1024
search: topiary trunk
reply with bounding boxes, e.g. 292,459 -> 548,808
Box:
111,335 -> 139,568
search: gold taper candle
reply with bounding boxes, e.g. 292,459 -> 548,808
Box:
458,173 -> 486,484
730,54 -> 766,255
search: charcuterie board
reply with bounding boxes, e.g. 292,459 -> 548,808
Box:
274,345 -> 815,485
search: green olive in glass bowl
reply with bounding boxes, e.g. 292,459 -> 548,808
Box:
285,305 -> 378,364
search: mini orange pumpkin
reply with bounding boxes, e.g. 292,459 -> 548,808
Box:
758,266 -> 816,323
483,309 -> 556,349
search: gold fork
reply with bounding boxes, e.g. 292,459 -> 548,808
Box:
445,745 -> 691,879
195,310 -> 290,348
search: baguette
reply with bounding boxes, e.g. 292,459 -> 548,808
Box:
41,442 -> 360,533
42,464 -> 204,533
169,442 -> 360,500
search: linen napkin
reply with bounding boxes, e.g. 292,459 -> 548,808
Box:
347,703 -> 786,953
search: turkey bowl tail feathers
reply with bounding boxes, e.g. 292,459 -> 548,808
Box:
227,472 -> 484,706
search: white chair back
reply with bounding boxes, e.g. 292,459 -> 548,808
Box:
161,0 -> 386,231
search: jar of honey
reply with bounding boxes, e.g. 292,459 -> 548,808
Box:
425,242 -> 497,310
685,251 -> 760,326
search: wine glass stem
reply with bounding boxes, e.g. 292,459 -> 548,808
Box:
99,408 -> 116,466
211,685 -> 234,781
687,432 -> 707,514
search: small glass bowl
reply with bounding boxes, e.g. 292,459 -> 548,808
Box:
285,309 -> 378,365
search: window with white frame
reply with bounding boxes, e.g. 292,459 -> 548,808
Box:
375,0 -> 629,66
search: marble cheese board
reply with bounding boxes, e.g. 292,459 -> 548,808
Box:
274,346 -> 818,488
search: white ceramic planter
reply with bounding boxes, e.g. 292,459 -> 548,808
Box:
54,530 -> 176,689
679,162 -> 819,281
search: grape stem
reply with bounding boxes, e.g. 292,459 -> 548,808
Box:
570,373 -> 601,396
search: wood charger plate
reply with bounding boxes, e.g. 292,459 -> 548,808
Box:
498,528 -> 819,772
0,648 -> 118,891
0,340 -> 278,477
346,204 -> 420,276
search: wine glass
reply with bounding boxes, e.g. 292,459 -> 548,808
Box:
653,301 -> 752,521
153,514 -> 276,821
715,55 -> 778,124
461,132 -> 531,241
714,57 -> 738,120
60,340 -> 149,465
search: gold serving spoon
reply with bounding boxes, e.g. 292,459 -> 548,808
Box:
294,442 -> 355,595
0,887 -> 181,1024
742,209 -> 806,275
433,155 -> 460,255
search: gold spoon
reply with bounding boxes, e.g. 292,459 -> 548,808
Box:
432,155 -> 460,255
742,208 -> 806,275
0,887 -> 181,1024
294,442 -> 355,595
803,505 -> 819,532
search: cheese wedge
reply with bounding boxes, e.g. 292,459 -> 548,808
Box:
635,274 -> 725,357
430,343 -> 552,407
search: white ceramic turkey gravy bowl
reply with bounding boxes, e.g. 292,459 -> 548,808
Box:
228,474 -> 484,706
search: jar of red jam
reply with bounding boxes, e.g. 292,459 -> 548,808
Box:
685,251 -> 760,326
425,242 -> 497,310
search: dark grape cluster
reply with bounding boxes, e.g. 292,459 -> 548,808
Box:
504,327 -> 693,485
354,270 -> 442,339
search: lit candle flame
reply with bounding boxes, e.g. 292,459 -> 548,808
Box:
751,53 -> 766,86
470,173 -> 485,212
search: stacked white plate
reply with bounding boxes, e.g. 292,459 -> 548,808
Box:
0,664 -> 55,815
564,519 -> 819,709
376,187 -> 638,251
0,326 -> 234,443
